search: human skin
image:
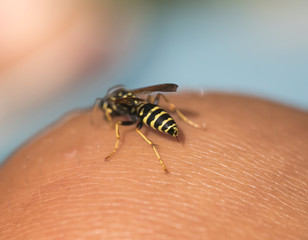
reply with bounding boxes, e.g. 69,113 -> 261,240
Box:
0,93 -> 307,239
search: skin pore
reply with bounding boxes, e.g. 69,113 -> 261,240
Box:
0,93 -> 307,239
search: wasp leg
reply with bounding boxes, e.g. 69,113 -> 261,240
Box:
135,128 -> 169,173
152,93 -> 206,129
105,121 -> 135,161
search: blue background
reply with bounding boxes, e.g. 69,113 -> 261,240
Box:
1,2 -> 307,164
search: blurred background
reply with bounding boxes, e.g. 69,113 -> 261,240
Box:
1,0 -> 307,164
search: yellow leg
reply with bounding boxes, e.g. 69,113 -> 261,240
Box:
105,121 -> 135,161
136,129 -> 169,173
105,121 -> 121,161
152,93 -> 206,130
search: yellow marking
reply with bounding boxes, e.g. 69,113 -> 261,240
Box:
118,92 -> 122,97
105,121 -> 122,161
105,108 -> 113,125
136,129 -> 169,173
165,123 -> 177,134
103,102 -> 107,110
172,128 -> 178,137
136,103 -> 144,115
143,106 -> 160,124
127,92 -> 133,96
158,117 -> 173,131
139,108 -> 144,116
149,111 -> 167,129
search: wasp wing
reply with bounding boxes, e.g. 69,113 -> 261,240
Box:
106,84 -> 125,94
114,97 -> 145,105
131,83 -> 178,95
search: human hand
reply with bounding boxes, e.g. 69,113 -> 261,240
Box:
0,93 -> 307,239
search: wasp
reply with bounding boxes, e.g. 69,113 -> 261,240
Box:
93,83 -> 205,173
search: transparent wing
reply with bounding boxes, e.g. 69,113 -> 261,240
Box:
114,97 -> 145,105
107,84 -> 125,94
131,83 -> 178,95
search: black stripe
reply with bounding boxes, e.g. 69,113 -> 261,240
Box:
167,126 -> 177,136
138,103 -> 153,117
146,108 -> 164,126
161,118 -> 176,132
153,113 -> 170,129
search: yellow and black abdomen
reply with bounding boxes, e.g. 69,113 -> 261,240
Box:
137,103 -> 178,137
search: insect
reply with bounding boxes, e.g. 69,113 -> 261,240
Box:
93,83 -> 205,173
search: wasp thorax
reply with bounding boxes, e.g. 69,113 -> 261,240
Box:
96,83 -> 204,173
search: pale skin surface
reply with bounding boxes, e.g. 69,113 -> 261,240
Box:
0,93 -> 307,240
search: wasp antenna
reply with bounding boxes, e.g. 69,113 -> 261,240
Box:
91,98 -> 102,127
100,84 -> 206,173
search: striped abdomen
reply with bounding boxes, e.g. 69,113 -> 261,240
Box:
137,103 -> 178,137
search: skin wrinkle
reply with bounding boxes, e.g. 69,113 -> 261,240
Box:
273,178 -> 307,202
1,93 -> 308,239
177,155 -> 263,202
